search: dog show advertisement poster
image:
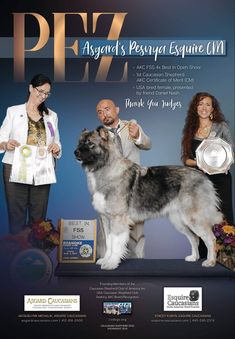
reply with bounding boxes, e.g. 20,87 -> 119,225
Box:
0,1 -> 234,339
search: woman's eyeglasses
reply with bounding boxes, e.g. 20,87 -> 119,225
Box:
35,87 -> 51,97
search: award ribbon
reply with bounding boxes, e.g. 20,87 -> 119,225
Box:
47,121 -> 55,137
34,146 -> 56,185
10,144 -> 56,185
18,146 -> 32,182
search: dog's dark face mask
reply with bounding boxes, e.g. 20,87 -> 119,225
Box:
74,127 -> 110,171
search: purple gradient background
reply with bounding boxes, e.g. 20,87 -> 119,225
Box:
0,0 -> 234,260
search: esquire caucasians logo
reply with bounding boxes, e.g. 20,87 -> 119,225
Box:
164,287 -> 202,311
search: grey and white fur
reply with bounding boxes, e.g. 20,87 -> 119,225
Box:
74,127 -> 222,270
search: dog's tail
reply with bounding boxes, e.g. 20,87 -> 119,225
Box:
202,179 -> 223,225
181,173 -> 223,227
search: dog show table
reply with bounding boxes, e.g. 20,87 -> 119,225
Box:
55,259 -> 235,277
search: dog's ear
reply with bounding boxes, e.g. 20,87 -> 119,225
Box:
97,126 -> 109,140
81,128 -> 90,138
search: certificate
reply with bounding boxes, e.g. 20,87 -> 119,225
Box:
58,219 -> 97,263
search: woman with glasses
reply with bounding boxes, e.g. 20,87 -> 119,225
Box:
0,74 -> 61,234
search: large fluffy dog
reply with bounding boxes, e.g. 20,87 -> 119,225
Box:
74,127 -> 222,270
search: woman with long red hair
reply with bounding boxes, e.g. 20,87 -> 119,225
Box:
182,92 -> 234,256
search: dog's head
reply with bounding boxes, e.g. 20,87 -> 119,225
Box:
189,290 -> 199,301
74,127 -> 111,171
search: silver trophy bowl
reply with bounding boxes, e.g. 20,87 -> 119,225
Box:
196,137 -> 234,175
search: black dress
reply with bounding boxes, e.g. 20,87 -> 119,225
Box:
191,138 -> 234,257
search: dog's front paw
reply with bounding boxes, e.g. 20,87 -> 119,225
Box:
185,255 -> 199,262
100,258 -> 120,270
96,258 -> 106,266
202,259 -> 216,267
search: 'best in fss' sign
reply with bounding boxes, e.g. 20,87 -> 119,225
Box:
58,219 -> 97,263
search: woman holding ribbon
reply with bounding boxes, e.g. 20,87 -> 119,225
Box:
0,74 -> 61,234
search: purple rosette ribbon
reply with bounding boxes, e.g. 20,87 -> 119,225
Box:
47,121 -> 55,137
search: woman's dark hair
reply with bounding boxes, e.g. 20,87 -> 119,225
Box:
181,92 -> 226,163
29,74 -> 52,115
